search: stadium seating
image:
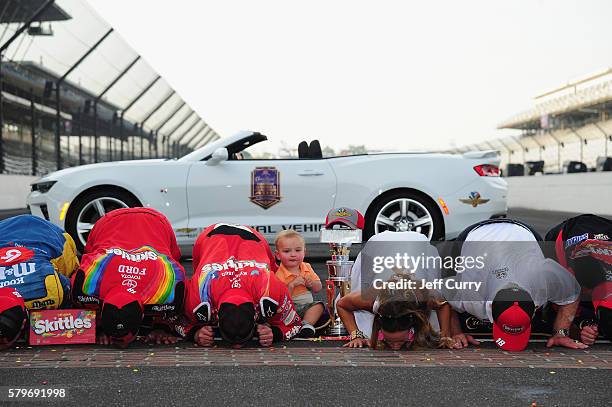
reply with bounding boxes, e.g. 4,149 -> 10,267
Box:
450,70 -> 612,176
563,161 -> 588,173
596,156 -> 612,171
525,161 -> 545,175
506,163 -> 525,177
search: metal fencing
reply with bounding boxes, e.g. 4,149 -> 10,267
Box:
0,0 -> 219,176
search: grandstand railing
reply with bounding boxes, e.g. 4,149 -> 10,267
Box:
0,0 -> 220,177
447,118 -> 612,175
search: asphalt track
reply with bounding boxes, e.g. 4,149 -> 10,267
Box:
0,208 -> 610,406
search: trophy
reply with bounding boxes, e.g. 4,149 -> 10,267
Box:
320,208 -> 363,336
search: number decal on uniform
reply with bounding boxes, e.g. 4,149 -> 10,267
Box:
0,247 -> 35,266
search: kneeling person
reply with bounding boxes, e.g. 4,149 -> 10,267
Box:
183,223 -> 302,348
71,208 -> 186,347
546,214 -> 612,344
447,219 -> 584,351
0,215 -> 79,348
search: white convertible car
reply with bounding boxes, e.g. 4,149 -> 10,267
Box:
27,131 -> 507,253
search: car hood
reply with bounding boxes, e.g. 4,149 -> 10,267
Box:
34,159 -> 171,183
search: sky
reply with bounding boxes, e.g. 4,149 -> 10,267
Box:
85,0 -> 612,153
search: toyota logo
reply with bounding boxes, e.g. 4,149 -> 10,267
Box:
122,279 -> 138,289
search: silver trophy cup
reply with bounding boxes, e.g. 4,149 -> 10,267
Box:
321,229 -> 362,336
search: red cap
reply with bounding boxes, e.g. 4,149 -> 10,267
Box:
592,281 -> 612,312
325,207 -> 365,230
0,287 -> 24,313
0,287 -> 27,348
219,292 -> 253,306
101,288 -> 143,344
104,288 -> 143,309
492,301 -> 532,352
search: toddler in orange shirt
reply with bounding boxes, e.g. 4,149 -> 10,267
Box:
274,230 -> 325,337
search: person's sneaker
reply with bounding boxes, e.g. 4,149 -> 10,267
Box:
297,323 -> 316,338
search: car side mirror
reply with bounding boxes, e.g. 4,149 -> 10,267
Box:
206,147 -> 229,166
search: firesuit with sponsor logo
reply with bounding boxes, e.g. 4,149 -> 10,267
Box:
0,215 -> 78,310
545,214 -> 612,327
71,208 -> 186,332
180,223 -> 302,342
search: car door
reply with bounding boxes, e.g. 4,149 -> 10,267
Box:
186,158 -> 337,242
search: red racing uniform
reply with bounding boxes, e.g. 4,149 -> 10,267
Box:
71,208 -> 186,334
179,223 -> 302,342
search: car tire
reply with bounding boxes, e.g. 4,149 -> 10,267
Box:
364,190 -> 444,241
65,188 -> 140,253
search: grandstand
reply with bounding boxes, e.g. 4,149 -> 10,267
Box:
0,0 -> 220,176
450,68 -> 612,175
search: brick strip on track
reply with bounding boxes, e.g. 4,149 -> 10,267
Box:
2,343 -> 609,369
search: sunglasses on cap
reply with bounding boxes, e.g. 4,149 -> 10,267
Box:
376,312 -> 417,332
378,326 -> 416,350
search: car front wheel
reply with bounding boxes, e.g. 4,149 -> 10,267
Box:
364,191 -> 443,241
65,188 -> 140,252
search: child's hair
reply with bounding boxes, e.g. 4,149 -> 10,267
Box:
274,229 -> 305,248
369,273 -> 441,350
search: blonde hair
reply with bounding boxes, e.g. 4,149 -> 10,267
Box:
274,229 -> 305,248
369,273 -> 442,350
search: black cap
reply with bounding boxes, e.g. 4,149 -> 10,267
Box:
218,302 -> 256,345
101,291 -> 143,340
492,286 -> 535,321
0,306 -> 27,345
598,307 -> 611,340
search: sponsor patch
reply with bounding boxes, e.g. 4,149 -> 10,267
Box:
283,310 -> 297,326
459,191 -> 489,208
250,167 -> 281,209
30,299 -> 55,309
105,248 -> 158,262
29,309 -> 96,345
0,247 -> 34,266
565,233 -> 588,249
151,304 -> 175,312
465,316 -> 492,330
77,295 -> 100,305
0,263 -> 37,280
260,297 -> 278,318
492,267 -> 508,280
285,325 -> 301,340
334,208 -> 352,217
502,324 -> 524,334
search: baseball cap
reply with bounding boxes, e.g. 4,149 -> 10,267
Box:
218,301 -> 256,345
325,207 -> 365,230
491,287 -> 535,352
101,288 -> 143,345
0,288 -> 27,349
592,281 -> 611,338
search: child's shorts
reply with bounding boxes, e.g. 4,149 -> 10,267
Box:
294,301 -> 325,318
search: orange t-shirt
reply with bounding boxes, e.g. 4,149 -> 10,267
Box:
275,262 -> 320,297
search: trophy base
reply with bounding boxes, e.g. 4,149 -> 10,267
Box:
325,321 -> 348,336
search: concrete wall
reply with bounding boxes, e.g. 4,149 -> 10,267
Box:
506,172 -> 612,215
0,174 -> 37,210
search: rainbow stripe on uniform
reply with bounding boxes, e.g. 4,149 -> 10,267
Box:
139,246 -> 184,304
82,251 -> 115,296
197,266 -> 216,303
82,246 -> 184,305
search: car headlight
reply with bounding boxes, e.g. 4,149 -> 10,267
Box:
31,180 -> 57,193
